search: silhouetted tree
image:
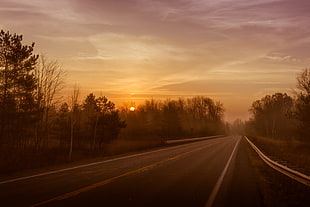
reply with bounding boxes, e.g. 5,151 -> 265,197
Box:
249,93 -> 294,138
0,30 -> 38,149
121,97 -> 225,141
34,55 -> 64,150
94,96 -> 126,150
54,102 -> 70,148
82,94 -> 126,151
139,98 -> 162,137
186,96 -> 225,136
101,110 -> 126,145
295,68 -> 310,139
161,100 -> 182,138
82,93 -> 99,150
69,85 -> 80,160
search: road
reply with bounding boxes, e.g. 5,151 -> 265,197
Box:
0,136 -> 262,207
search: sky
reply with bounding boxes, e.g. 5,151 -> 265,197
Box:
1,0 -> 310,121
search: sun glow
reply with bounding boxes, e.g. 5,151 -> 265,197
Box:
129,106 -> 136,112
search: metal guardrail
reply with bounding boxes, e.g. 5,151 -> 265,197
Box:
165,135 -> 224,144
244,136 -> 310,187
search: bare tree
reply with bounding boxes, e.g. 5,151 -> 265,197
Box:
34,55 -> 64,149
296,69 -> 310,139
297,68 -> 310,96
249,93 -> 294,138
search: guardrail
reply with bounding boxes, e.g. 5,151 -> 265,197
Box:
244,136 -> 310,187
165,135 -> 225,144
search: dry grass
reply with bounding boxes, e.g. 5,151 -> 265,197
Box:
247,135 -> 310,175
0,137 -> 164,175
245,138 -> 310,207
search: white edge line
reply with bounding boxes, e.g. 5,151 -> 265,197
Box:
244,136 -> 310,187
0,137 -> 224,185
205,137 -> 241,207
166,135 -> 224,144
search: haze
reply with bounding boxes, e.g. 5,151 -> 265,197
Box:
1,0 -> 310,121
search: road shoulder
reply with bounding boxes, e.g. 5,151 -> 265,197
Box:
213,137 -> 263,207
245,136 -> 310,207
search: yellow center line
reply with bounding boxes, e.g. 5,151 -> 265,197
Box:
29,144 -> 213,207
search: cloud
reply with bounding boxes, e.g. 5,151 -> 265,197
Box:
264,53 -> 298,62
1,0 -> 309,120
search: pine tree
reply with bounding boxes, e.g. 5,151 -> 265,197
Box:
0,30 -> 38,148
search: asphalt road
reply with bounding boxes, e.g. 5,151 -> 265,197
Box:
0,136 -> 262,207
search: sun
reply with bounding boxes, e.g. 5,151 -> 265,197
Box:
129,106 -> 136,112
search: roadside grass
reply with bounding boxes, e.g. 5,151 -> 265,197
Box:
244,137 -> 310,207
0,137 -> 164,175
246,135 -> 310,175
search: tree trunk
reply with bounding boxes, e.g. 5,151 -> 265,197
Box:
92,115 -> 99,151
69,118 -> 74,161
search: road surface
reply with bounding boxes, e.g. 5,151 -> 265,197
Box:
0,136 -> 262,207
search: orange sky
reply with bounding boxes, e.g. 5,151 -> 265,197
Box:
1,0 -> 310,121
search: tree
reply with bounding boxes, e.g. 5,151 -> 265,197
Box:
69,85 -> 80,160
91,96 -> 125,150
102,110 -> 126,145
34,55 -> 64,149
297,68 -> 310,96
82,94 -> 126,151
120,96 -> 225,143
186,96 -> 225,136
0,30 -> 38,148
54,102 -> 70,148
295,68 -> 310,139
83,93 -> 101,150
249,93 -> 294,138
161,100 -> 182,138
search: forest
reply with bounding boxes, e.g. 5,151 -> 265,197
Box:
242,68 -> 310,174
0,30 -> 226,173
246,68 -> 310,140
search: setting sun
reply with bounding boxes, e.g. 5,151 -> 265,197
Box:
129,106 -> 135,112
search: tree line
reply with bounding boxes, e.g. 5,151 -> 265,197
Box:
120,97 -> 226,142
246,69 -> 310,140
0,30 -> 225,172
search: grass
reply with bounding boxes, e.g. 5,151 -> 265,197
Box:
247,135 -> 310,175
0,137 -> 164,175
244,137 -> 310,207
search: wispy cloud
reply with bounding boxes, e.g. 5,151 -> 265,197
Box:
1,0 -> 310,120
